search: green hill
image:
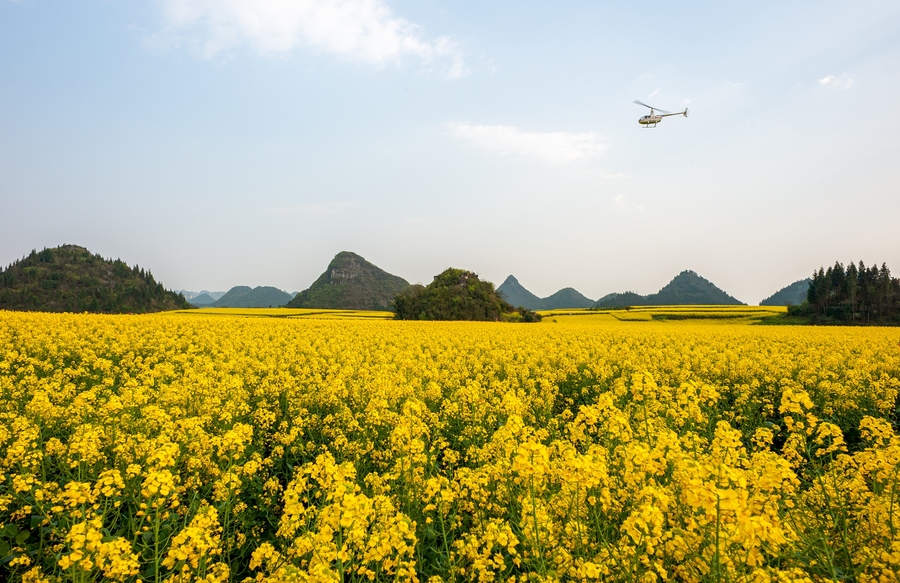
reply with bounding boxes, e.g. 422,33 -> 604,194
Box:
497,275 -> 545,310
595,291 -> 645,308
649,270 -> 743,305
211,286 -> 294,308
594,271 -> 743,307
0,245 -> 190,313
542,287 -> 595,309
287,252 -> 410,311
394,268 -> 539,321
760,279 -> 810,306
189,292 -> 216,306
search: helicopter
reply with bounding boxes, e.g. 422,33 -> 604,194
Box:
633,100 -> 688,128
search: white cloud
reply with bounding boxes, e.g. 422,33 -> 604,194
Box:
614,194 -> 643,212
447,122 -> 607,164
153,0 -> 467,76
647,88 -> 660,99
818,74 -> 853,89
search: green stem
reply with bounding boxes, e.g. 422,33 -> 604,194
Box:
336,523 -> 344,583
714,462 -> 723,583
438,509 -> 451,572
889,465 -> 899,540
154,506 -> 161,583
530,475 -> 545,574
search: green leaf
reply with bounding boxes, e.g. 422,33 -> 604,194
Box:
0,541 -> 10,558
2,524 -> 17,538
15,530 -> 29,544
29,515 -> 42,530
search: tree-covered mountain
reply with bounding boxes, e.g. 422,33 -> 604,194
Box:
497,276 -> 545,310
287,252 -> 410,311
394,269 -> 539,321
760,279 -> 810,306
497,275 -> 595,310
595,271 -> 743,307
210,286 -> 294,308
0,245 -> 190,313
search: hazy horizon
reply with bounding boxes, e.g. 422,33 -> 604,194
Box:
3,1 -> 898,305
0,244 -> 832,306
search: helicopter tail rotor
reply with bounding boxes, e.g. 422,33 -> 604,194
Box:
683,107 -> 689,118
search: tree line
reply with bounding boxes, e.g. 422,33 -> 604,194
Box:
798,261 -> 900,324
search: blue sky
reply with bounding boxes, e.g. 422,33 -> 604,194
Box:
2,1 -> 899,304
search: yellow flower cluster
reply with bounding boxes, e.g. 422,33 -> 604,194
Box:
1,310 -> 899,582
57,517 -> 139,580
163,502 -> 228,582
253,452 -> 417,582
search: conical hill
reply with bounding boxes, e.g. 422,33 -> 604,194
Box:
286,252 -> 410,311
497,275 -> 545,310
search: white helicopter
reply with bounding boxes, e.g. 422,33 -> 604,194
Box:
633,100 -> 688,128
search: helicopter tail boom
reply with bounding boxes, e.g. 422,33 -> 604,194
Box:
659,108 -> 688,118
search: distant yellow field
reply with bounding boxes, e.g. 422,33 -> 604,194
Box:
179,305 -> 787,323
172,307 -> 395,319
539,304 -> 787,325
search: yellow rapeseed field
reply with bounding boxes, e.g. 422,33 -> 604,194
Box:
172,308 -> 396,320
1,310 -> 899,582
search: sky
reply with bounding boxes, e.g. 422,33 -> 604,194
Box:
2,1 -> 899,304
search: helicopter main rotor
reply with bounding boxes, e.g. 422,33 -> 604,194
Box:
633,100 -> 670,115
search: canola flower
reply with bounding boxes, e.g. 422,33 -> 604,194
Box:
0,310 -> 899,582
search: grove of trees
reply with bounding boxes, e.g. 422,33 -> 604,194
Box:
393,268 -> 540,322
800,261 -> 900,324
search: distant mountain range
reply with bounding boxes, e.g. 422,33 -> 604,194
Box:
286,251 -> 410,311
760,279 -> 809,306
208,286 -> 295,308
177,289 -> 226,302
497,276 -> 594,310
0,244 -> 819,314
500,270 -> 744,309
595,271 -> 744,307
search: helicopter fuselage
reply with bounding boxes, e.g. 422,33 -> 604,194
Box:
638,114 -> 663,127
